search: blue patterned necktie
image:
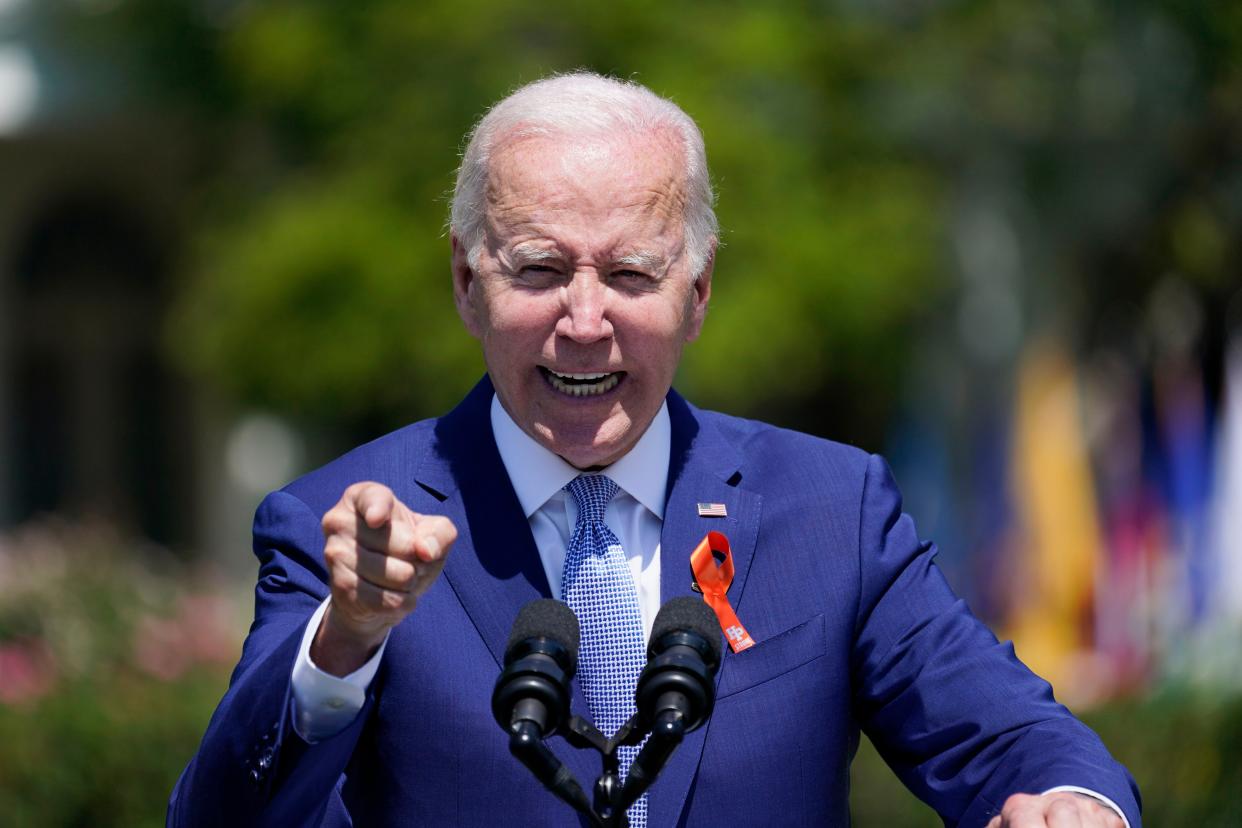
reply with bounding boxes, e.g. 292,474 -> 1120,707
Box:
561,474 -> 648,827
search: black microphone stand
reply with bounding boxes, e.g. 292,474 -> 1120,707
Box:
543,702 -> 689,828
506,708 -> 691,828
505,713 -> 596,819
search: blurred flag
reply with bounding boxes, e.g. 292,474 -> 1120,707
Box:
967,407 -> 1017,626
1002,341 -> 1105,702
1086,355 -> 1163,692
887,407 -> 969,600
1151,351 -> 1215,665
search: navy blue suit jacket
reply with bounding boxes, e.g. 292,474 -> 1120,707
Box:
169,377 -> 1140,826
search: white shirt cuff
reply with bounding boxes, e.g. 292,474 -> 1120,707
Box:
290,597 -> 389,743
1042,785 -> 1130,828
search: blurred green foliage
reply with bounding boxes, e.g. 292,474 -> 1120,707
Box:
164,0 -> 947,441
49,0 -> 1241,444
42,0 -> 1242,445
1090,691 -> 1242,826
849,690 -> 1242,826
0,669 -> 229,828
0,521 -> 246,827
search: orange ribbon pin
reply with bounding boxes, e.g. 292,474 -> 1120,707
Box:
690,531 -> 755,653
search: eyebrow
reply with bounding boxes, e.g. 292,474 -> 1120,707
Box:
509,243 -> 559,262
505,243 -> 667,272
614,251 -> 666,272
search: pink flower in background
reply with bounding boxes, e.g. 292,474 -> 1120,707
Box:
132,614 -> 193,681
179,593 -> 243,665
0,638 -> 57,706
132,591 -> 242,681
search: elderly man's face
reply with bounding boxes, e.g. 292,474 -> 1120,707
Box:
453,131 -> 712,469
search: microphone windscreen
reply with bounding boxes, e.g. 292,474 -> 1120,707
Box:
651,596 -> 723,664
507,599 -> 581,669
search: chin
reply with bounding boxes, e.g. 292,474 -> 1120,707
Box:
547,430 -> 633,470
531,408 -> 619,458
542,437 -> 616,470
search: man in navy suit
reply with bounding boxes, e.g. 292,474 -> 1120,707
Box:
170,73 -> 1140,826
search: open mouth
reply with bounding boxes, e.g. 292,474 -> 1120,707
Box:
540,367 -> 624,397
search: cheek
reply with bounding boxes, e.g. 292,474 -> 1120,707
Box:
489,306 -> 553,339
628,300 -> 692,345
617,320 -> 688,377
478,292 -> 560,351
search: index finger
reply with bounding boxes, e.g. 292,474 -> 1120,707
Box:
349,483 -> 396,529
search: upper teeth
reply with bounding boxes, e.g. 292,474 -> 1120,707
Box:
551,371 -> 610,380
544,369 -> 621,397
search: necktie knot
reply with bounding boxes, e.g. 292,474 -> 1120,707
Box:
565,474 -> 619,527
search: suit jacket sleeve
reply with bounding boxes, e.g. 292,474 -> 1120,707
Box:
167,490 -> 366,828
851,453 -> 1141,826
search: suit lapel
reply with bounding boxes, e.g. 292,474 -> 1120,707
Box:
418,378 -> 551,673
647,392 -> 763,828
418,378 -> 598,791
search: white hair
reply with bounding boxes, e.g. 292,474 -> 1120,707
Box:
450,72 -> 718,278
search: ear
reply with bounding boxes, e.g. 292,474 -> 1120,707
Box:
451,233 -> 482,339
683,239 -> 715,343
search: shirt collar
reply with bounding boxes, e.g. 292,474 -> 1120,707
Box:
490,394 -> 670,520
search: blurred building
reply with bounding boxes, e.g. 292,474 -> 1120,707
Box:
0,2 -> 266,569
1,121 -> 193,542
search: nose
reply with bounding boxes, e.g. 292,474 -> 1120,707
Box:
555,272 -> 613,343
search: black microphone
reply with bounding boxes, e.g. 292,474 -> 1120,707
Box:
618,597 -> 723,810
493,600 -> 594,819
492,598 -> 580,737
634,596 -> 722,732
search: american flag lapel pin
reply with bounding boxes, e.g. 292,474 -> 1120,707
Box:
696,502 -> 728,518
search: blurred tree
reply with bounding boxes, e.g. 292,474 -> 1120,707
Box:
47,0 -> 1242,449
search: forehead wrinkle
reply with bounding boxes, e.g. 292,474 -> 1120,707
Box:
488,134 -> 687,216
483,134 -> 692,268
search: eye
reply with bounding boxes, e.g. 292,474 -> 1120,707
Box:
514,263 -> 564,286
610,268 -> 659,290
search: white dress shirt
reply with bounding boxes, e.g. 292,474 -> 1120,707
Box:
490,394 -> 667,641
